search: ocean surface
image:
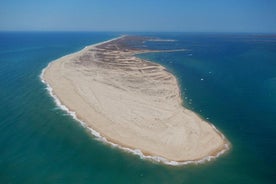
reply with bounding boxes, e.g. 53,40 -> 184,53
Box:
0,32 -> 275,184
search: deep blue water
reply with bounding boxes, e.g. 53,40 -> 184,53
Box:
0,32 -> 275,183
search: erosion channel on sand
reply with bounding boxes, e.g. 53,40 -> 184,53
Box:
42,36 -> 229,165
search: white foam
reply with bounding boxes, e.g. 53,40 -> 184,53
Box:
39,37 -> 230,166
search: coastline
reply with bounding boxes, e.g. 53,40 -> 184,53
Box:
41,36 -> 230,165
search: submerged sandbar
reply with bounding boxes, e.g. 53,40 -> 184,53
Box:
42,36 -> 229,163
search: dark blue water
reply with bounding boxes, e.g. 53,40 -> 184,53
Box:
0,32 -> 275,183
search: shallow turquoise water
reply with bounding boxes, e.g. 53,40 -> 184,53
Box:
0,32 -> 275,183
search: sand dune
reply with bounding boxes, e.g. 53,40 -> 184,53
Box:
42,36 -> 229,162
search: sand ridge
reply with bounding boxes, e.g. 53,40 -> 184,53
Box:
42,36 -> 229,162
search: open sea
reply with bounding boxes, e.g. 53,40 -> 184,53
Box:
0,32 -> 275,184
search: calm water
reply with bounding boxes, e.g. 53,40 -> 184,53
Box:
0,32 -> 275,183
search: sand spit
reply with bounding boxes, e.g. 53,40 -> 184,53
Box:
42,36 -> 229,164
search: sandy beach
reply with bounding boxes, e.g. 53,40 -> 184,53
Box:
42,36 -> 229,162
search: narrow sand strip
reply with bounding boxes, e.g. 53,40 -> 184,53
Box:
42,36 -> 229,163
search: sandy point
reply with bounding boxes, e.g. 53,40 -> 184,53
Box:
42,36 -> 230,164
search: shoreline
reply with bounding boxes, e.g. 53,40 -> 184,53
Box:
41,36 -> 230,165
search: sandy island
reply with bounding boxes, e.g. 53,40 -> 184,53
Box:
42,36 -> 229,163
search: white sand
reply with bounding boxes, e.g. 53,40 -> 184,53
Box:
42,36 -> 229,162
